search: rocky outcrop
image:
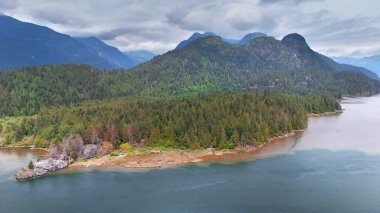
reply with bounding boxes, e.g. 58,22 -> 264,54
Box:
82,144 -> 99,159
14,157 -> 69,181
14,136 -> 117,180
34,158 -> 68,171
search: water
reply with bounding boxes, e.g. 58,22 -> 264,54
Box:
1,96 -> 380,212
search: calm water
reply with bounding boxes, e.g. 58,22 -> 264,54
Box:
1,96 -> 380,212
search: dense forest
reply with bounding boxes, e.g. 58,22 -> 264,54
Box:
0,62 -> 378,116
1,92 -> 340,149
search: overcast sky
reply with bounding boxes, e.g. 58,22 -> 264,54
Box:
1,0 -> 379,57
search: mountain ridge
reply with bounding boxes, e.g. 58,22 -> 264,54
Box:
334,55 -> 380,76
0,15 -> 134,70
175,31 -> 268,49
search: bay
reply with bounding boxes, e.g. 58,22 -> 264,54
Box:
1,96 -> 380,212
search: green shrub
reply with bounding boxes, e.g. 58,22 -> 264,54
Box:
109,151 -> 120,157
119,143 -> 133,150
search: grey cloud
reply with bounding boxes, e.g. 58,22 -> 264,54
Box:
0,0 -> 19,10
258,0 -> 323,5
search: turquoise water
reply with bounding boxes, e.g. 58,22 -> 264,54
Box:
1,96 -> 380,212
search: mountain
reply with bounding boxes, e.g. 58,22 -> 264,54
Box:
74,37 -> 134,68
175,32 -> 217,49
1,33 -> 378,116
239,32 -> 268,44
124,50 -> 157,65
315,54 -> 379,80
132,33 -> 379,96
0,15 -> 133,70
175,31 -> 268,49
334,55 -> 380,76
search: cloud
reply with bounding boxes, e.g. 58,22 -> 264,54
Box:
258,0 -> 323,5
0,0 -> 379,56
0,0 -> 19,10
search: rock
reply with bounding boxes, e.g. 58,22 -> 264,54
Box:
82,144 -> 98,159
14,158 -> 69,181
34,158 -> 68,172
14,167 -> 48,181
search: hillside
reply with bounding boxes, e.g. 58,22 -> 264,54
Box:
0,34 -> 379,116
0,33 -> 379,150
127,34 -> 379,96
0,15 -> 134,70
74,37 -> 134,68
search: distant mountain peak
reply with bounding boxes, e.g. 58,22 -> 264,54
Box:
176,31 -> 268,49
239,32 -> 268,44
175,32 -> 218,50
124,50 -> 157,66
194,32 -> 216,37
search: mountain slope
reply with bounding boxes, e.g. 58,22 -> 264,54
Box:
0,15 -> 132,70
334,55 -> 380,76
317,54 -> 379,80
0,34 -> 378,116
124,50 -> 157,65
129,33 -> 379,96
74,37 -> 134,68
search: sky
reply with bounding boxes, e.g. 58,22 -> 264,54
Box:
1,0 -> 379,57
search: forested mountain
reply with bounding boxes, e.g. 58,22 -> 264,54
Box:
334,55 -> 380,76
0,33 -> 379,116
0,15 -> 134,70
128,33 -> 379,96
0,32 -> 379,149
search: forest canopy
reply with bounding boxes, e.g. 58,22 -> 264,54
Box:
1,92 -> 340,149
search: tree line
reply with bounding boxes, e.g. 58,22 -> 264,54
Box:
3,92 -> 340,149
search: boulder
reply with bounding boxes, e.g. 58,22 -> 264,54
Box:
34,158 -> 68,172
82,144 -> 98,159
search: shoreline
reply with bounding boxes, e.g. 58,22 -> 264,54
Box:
307,110 -> 343,117
69,111 -> 343,171
68,130 -> 305,171
11,110 -> 342,180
